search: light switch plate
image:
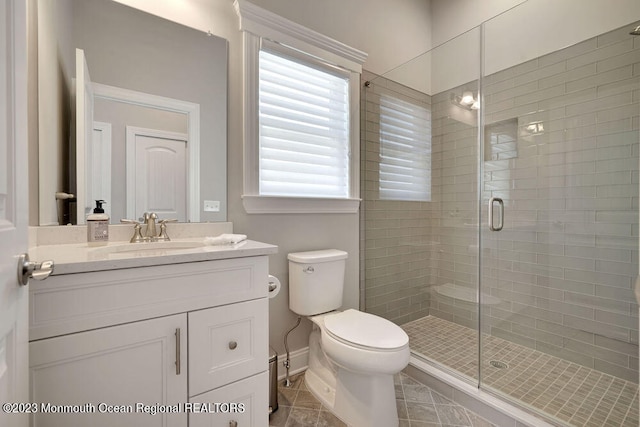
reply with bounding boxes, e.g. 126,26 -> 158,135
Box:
203,200 -> 220,212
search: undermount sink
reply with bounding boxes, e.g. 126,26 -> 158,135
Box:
89,240 -> 206,259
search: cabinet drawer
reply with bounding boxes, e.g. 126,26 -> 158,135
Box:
189,372 -> 268,427
30,256 -> 268,340
188,299 -> 268,396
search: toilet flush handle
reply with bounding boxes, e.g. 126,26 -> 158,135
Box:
303,266 -> 314,273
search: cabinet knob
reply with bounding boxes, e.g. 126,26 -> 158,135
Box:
228,341 -> 238,350
229,420 -> 238,427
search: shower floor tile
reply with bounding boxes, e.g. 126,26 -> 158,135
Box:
402,315 -> 639,427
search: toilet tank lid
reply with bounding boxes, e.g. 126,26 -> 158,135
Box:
288,249 -> 348,263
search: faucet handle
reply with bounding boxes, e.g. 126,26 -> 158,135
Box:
120,219 -> 145,243
157,219 -> 177,241
120,218 -> 140,225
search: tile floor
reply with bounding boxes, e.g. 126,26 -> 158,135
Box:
268,371 -> 496,427
403,315 -> 640,427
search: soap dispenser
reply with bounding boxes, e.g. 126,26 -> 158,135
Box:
87,200 -> 109,246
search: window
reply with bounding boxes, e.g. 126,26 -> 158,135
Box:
258,49 -> 350,198
379,94 -> 431,201
236,0 -> 366,213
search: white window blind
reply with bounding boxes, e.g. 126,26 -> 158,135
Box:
258,49 -> 350,198
379,94 -> 431,201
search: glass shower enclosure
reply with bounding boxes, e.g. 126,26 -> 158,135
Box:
361,3 -> 640,425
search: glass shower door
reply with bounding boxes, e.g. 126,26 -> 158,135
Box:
361,27 -> 483,386
480,6 -> 640,425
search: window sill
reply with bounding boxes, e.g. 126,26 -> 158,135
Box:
242,195 -> 361,214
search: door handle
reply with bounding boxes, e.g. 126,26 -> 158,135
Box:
488,197 -> 504,231
17,253 -> 54,286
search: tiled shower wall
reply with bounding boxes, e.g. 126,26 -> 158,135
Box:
361,71 -> 435,325
428,84 -> 480,330
478,24 -> 640,381
362,23 -> 640,382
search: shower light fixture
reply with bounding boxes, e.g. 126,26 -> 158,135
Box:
460,91 -> 475,106
452,91 -> 479,110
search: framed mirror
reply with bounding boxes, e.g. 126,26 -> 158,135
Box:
37,0 -> 228,225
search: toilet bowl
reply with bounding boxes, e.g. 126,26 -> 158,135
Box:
305,310 -> 409,427
288,249 -> 409,427
321,309 -> 409,375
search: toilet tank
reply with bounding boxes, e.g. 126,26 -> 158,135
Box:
288,249 -> 348,316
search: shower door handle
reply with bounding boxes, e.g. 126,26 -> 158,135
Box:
488,197 -> 504,231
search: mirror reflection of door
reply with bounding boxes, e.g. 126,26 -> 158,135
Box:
90,121 -> 112,220
93,86 -> 195,223
75,48 -> 94,225
126,127 -> 187,222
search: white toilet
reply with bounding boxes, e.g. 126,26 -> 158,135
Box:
288,249 -> 410,427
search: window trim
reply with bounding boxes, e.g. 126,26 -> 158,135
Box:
235,0 -> 366,214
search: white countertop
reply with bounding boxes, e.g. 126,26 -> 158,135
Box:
29,238 -> 278,275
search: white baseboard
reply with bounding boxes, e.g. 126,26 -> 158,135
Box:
275,346 -> 309,381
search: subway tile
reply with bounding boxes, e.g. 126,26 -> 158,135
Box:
598,25 -> 638,48
597,47 -> 640,73
594,284 -> 636,302
596,235 -> 638,250
597,76 -> 640,99
596,117 -> 633,135
594,358 -> 639,381
564,315 -> 630,341
566,65 -> 633,93
566,91 -> 632,116
565,268 -> 632,288
486,80 -> 538,104
596,130 -> 639,148
491,326 -> 537,349
596,103 -> 639,124
567,38 -> 634,70
541,38 -> 598,68
595,259 -> 637,276
595,210 -> 637,224
595,309 -> 638,329
535,341 -> 595,368
538,276 -> 595,295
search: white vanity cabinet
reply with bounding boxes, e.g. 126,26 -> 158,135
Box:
28,252 -> 273,427
30,314 -> 188,427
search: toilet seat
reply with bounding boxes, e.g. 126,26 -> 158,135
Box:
323,309 -> 408,351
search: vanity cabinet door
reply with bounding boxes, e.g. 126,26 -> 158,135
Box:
189,371 -> 269,427
188,299 -> 268,396
29,314 -> 187,427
